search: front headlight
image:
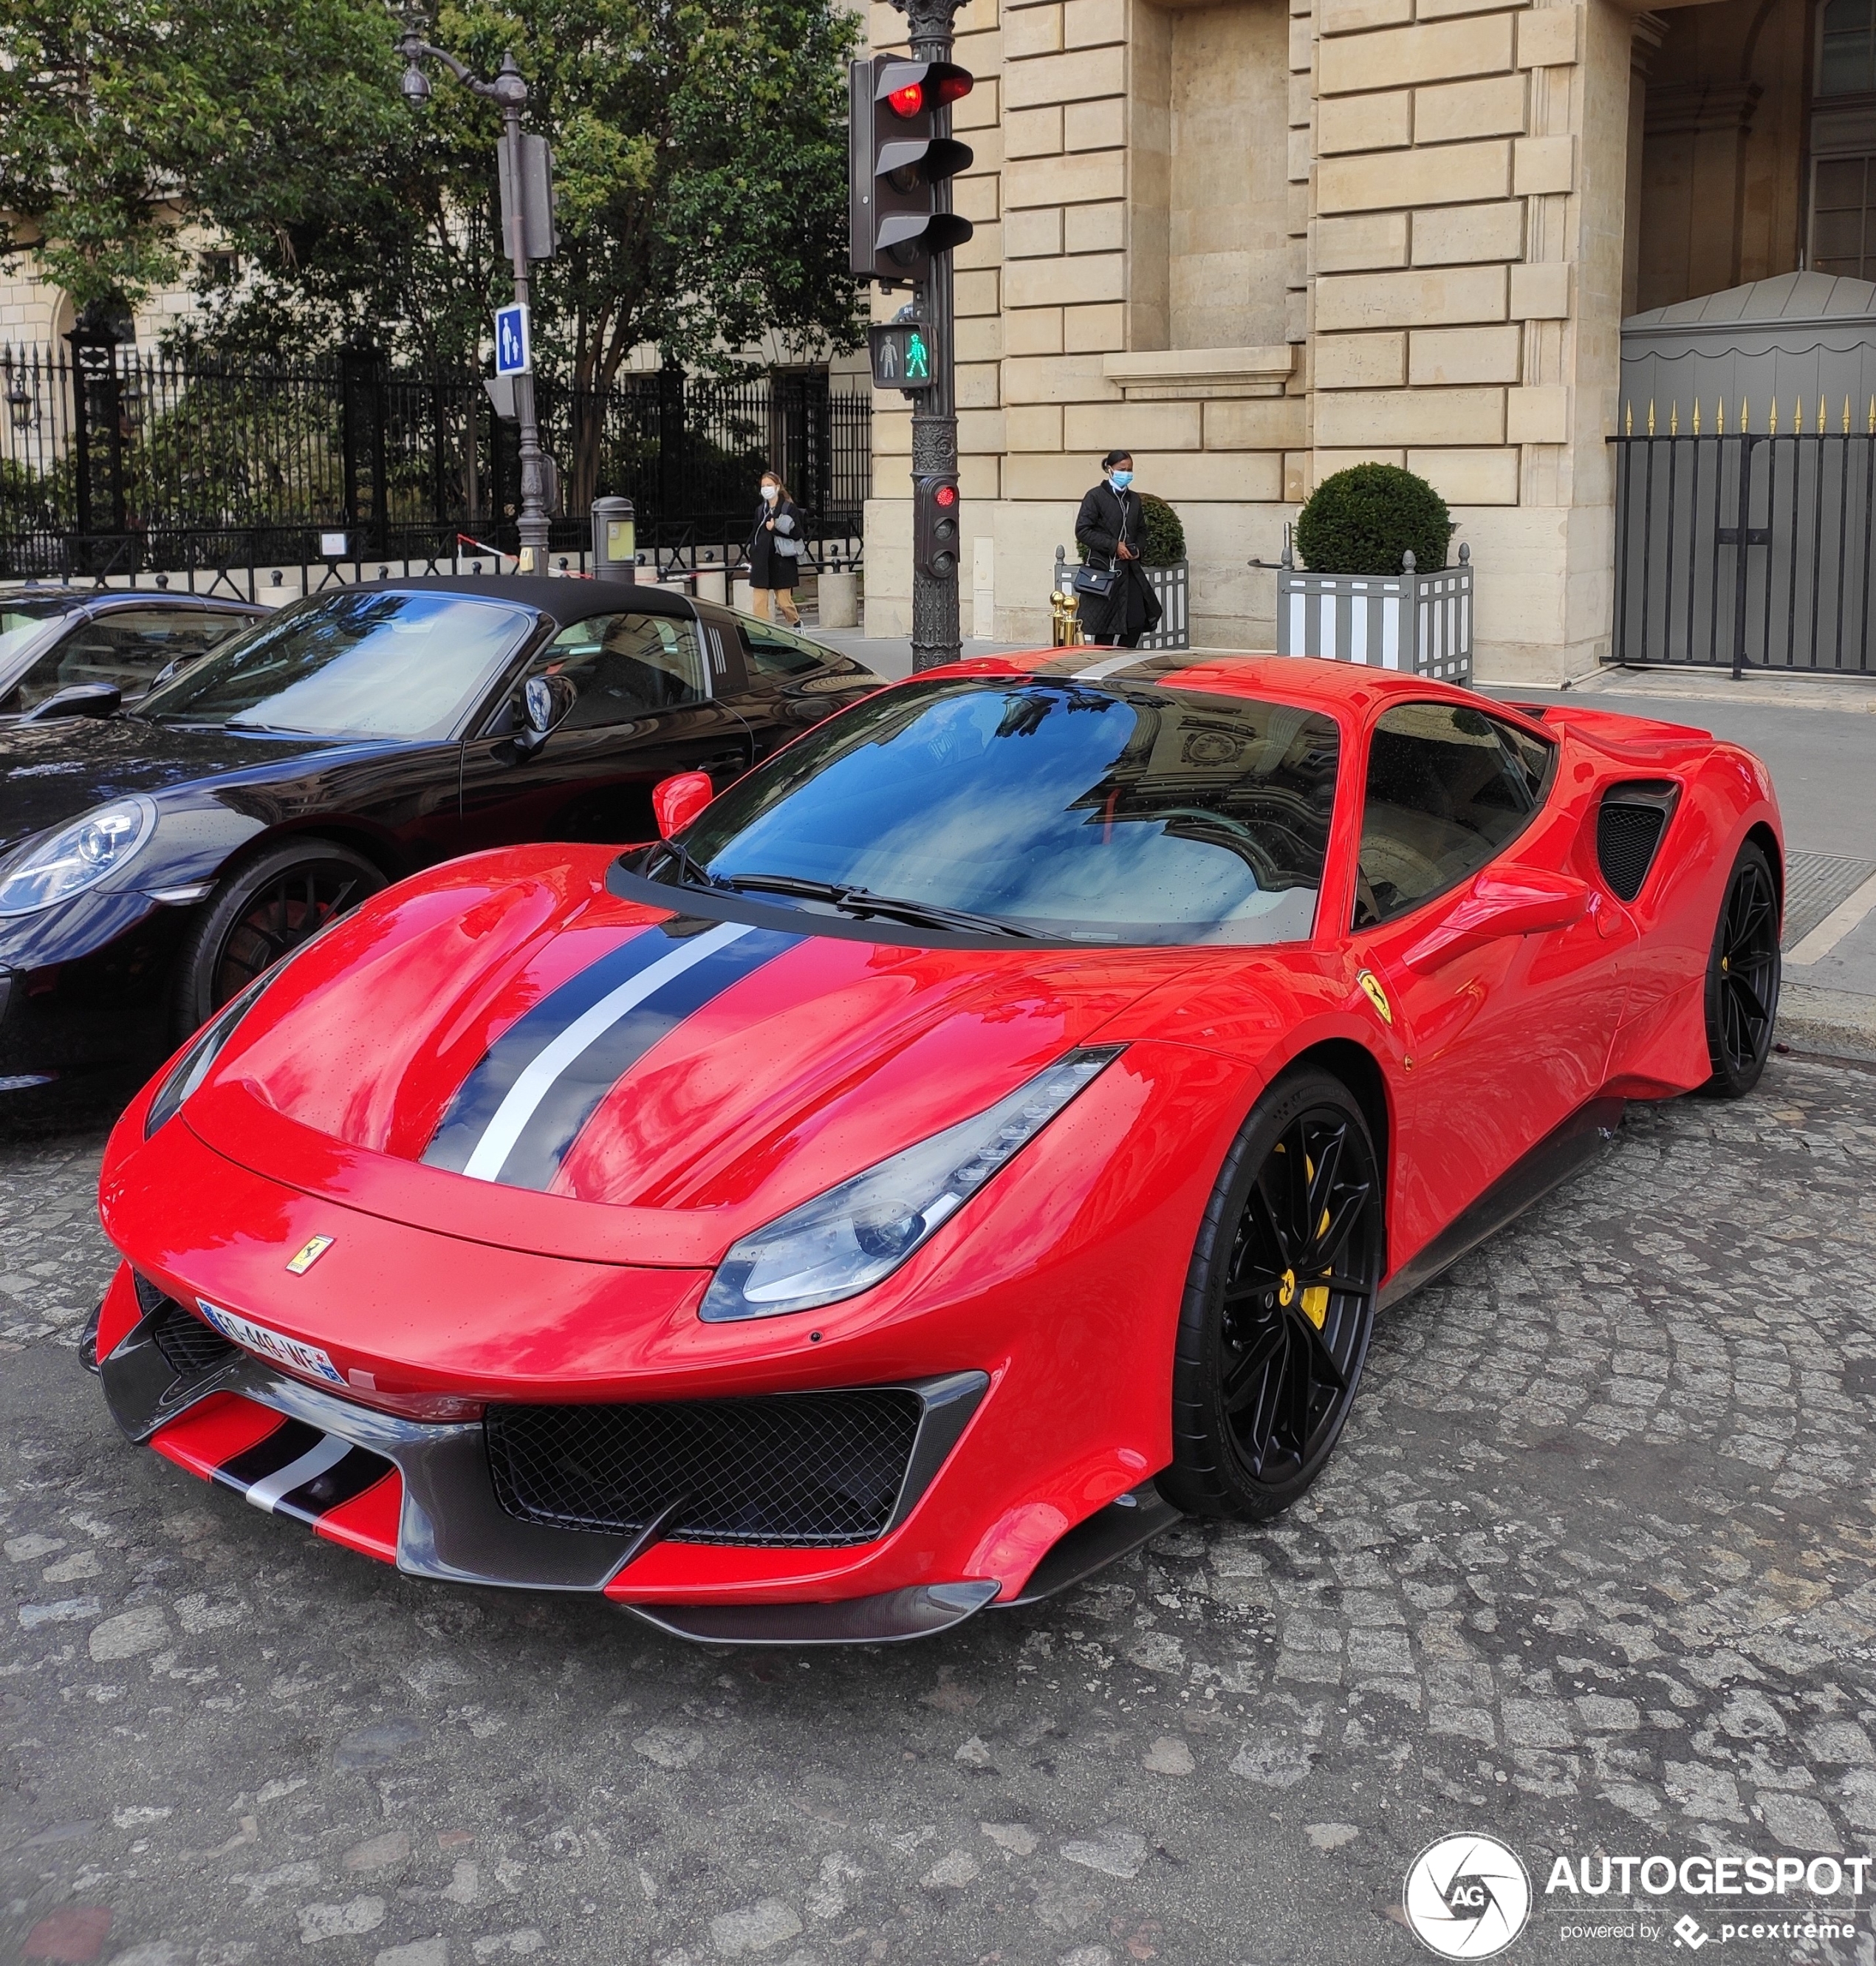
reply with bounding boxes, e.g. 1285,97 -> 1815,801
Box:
143,970 -> 274,1137
699,1045 -> 1124,1323
0,795 -> 157,916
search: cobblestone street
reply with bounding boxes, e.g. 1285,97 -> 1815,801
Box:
3,1053 -> 1875,1966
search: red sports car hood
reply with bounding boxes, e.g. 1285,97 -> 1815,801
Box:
198,849 -> 1191,1232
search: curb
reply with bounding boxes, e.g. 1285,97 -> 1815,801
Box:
1777,982 -> 1876,1068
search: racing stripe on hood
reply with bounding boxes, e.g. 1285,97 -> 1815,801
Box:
422,918 -> 804,1192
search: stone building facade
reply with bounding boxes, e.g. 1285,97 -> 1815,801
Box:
860,0 -> 1874,680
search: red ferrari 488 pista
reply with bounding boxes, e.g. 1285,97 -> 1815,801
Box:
87,651 -> 1782,1642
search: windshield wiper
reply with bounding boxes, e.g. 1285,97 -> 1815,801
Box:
718,872 -> 1036,939
646,838 -> 722,892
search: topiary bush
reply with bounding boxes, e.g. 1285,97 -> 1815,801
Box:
1294,463 -> 1454,575
1138,492 -> 1185,566
1078,490 -> 1186,566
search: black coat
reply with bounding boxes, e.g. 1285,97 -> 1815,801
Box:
1073,482 -> 1163,643
747,497 -> 809,589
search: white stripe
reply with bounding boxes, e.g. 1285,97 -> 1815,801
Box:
460,920 -> 756,1182
1072,650 -> 1142,682
244,1432 -> 352,1514
1787,870 -> 1876,965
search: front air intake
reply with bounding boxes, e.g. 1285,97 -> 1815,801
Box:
1597,782 -> 1680,902
485,1388 -> 925,1547
133,1272 -> 239,1380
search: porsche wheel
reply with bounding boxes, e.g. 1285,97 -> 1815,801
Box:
1160,1069 -> 1384,1521
1699,840 -> 1780,1100
174,840 -> 383,1038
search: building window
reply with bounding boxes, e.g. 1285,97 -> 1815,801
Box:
1812,154 -> 1876,277
1820,0 -> 1876,97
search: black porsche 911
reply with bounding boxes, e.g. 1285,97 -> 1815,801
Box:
0,576 -> 883,1092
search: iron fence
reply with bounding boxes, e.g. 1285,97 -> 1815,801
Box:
0,339 -> 870,586
1610,408 -> 1876,674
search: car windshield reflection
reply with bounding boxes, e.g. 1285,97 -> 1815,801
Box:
679,677 -> 1342,946
137,591 -> 537,741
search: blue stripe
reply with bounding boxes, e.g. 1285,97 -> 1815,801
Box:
423,922 -> 801,1189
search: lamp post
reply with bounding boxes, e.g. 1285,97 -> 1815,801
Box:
397,28 -> 552,575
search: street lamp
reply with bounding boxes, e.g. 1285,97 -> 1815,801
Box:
397,24 -> 552,575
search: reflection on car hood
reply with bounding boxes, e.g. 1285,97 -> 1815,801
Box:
0,715 -> 390,859
202,846 -> 1200,1232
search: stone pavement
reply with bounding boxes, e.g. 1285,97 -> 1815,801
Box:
4,1049 -> 1875,1965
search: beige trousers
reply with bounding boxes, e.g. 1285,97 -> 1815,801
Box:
750,585 -> 801,628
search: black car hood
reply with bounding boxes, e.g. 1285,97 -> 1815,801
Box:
0,714 -> 372,858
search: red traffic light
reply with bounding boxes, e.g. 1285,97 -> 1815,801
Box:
881,62 -> 974,117
934,484 -> 958,507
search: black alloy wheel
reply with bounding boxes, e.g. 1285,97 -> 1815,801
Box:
1160,1068 -> 1384,1521
1700,840 -> 1780,1099
174,840 -> 384,1038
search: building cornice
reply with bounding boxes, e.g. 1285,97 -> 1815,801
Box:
1101,345 -> 1295,401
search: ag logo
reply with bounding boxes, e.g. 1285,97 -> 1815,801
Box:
1403,1834 -> 1531,1959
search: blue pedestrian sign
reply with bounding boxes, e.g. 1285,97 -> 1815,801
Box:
495,304 -> 531,377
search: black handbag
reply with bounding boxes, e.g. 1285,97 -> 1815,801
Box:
1072,562 -> 1120,598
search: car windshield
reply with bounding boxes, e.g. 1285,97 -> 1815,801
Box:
0,597 -> 82,668
678,677 -> 1341,945
136,590 -> 538,740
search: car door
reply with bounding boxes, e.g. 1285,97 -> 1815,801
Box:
455,607 -> 754,852
1347,701 -> 1629,1256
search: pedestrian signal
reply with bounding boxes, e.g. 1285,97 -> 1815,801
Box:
869,321 -> 938,392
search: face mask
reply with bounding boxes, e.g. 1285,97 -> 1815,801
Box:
1109,470 -> 1133,490
762,485 -> 779,503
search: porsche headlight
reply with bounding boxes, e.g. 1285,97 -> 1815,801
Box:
0,795 -> 157,916
699,1046 -> 1123,1323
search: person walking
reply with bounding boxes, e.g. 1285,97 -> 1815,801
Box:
746,471 -> 807,626
1073,450 -> 1163,648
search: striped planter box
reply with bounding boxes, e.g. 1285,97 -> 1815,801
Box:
1276,549 -> 1473,682
1050,551 -> 1191,650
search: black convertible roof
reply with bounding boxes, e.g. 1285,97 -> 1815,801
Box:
352,574 -> 693,625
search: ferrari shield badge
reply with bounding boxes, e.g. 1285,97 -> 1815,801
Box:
1356,970 -> 1394,1027
286,1234 -> 335,1275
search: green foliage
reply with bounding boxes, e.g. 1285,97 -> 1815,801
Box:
0,0 -> 864,501
1294,463 -> 1454,576
1138,492 -> 1185,567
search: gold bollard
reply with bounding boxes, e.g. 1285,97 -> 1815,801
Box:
1050,583 -> 1083,646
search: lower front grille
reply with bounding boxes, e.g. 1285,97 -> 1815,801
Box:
485,1388 -> 925,1547
134,1272 -> 238,1381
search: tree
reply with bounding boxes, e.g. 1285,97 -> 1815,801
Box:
0,0 -> 864,500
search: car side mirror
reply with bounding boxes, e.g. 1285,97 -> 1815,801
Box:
514,672 -> 575,753
21,682 -> 123,724
1401,869 -> 1589,973
653,770 -> 715,840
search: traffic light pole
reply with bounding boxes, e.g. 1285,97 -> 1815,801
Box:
896,0 -> 965,671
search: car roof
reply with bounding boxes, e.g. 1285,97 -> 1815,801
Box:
0,584 -> 261,612
349,575 -> 692,626
945,648 -> 1511,719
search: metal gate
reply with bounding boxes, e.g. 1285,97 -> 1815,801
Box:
1610,413 -> 1876,673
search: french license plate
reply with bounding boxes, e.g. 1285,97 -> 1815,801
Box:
196,1298 -> 345,1386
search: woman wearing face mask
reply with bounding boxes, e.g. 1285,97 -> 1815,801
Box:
746,471 -> 807,627
1073,450 -> 1163,649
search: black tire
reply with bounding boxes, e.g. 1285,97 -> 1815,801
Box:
173,839 -> 384,1039
1159,1068 -> 1384,1521
1698,839 -> 1780,1100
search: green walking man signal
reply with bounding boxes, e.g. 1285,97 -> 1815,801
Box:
869,319 -> 938,394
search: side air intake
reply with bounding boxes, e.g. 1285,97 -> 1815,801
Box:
1597,781 -> 1680,902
